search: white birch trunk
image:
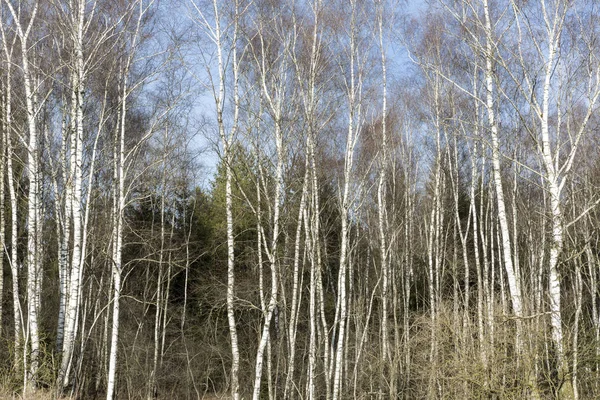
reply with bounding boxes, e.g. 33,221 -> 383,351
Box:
106,69 -> 127,400
208,0 -> 241,396
572,254 -> 583,400
470,141 -> 486,367
375,0 -> 390,370
224,143 -> 239,400
284,159 -> 308,399
0,30 -> 22,362
333,3 -> 360,397
0,78 -> 5,337
149,168 -> 166,400
6,0 -> 43,386
482,0 -> 523,344
251,21 -> 287,398
56,112 -> 70,356
309,127 -> 328,399
5,83 -> 22,368
289,3 -> 323,395
585,241 -> 599,380
427,75 -> 443,391
59,0 -> 86,386
252,124 -> 283,400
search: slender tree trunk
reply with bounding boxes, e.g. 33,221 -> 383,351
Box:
12,2 -> 42,385
375,0 -> 390,376
106,69 -> 127,400
206,0 -> 241,396
59,0 -> 87,387
0,80 -> 5,338
333,3 -> 361,398
149,143 -> 168,399
482,0 -> 523,350
0,53 -> 20,359
4,72 -> 22,369
284,158 -> 308,399
252,28 -> 287,397
56,111 -> 70,356
585,240 -> 599,383
572,253 -> 583,400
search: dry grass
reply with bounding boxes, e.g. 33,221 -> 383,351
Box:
0,388 -> 56,400
200,394 -> 231,400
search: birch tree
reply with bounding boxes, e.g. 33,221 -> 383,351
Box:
2,0 -> 43,389
503,2 -> 600,394
332,2 -> 363,398
57,0 -> 88,388
241,4 -> 293,397
106,2 -> 151,398
189,0 -> 244,397
0,6 -> 23,367
287,1 -> 328,396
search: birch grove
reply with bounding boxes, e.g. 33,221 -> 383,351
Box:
1,0 -> 600,399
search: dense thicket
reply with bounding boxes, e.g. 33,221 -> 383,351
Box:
2,0 -> 600,399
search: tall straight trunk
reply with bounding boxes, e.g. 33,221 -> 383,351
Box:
252,29 -> 287,398
190,0 -> 242,396
572,253 -> 583,400
351,249 -> 379,399
149,145 -> 168,399
585,239 -> 600,382
209,0 -> 241,395
509,2 -> 600,394
0,57 -> 19,356
106,9 -> 149,396
160,213 -> 175,366
0,80 -> 5,337
290,3 -> 323,396
71,87 -> 103,389
469,69 -> 486,368
427,75 -> 443,395
497,220 -> 507,317
98,261 -> 111,392
106,263 -> 121,400
4,71 -> 22,367
536,18 -> 572,393
471,146 -> 485,361
309,127 -> 329,399
446,129 -> 471,342
24,77 -> 40,390
181,197 -> 194,331
32,138 -> 43,382
344,230 -> 356,392
106,69 -> 127,400
252,136 -> 282,400
481,179 -> 494,364
540,48 -> 566,380
56,112 -> 71,355
332,3 -> 360,398
533,199 -> 546,381
59,0 -> 86,386
482,0 -> 523,347
402,165 -> 414,388
8,1 -> 43,386
224,143 -> 239,400
284,158 -> 308,399
375,0 -> 390,373
306,203 -> 316,400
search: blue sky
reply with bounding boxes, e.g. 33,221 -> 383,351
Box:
173,0 -> 428,189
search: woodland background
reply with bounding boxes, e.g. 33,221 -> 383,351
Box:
1,0 -> 600,399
